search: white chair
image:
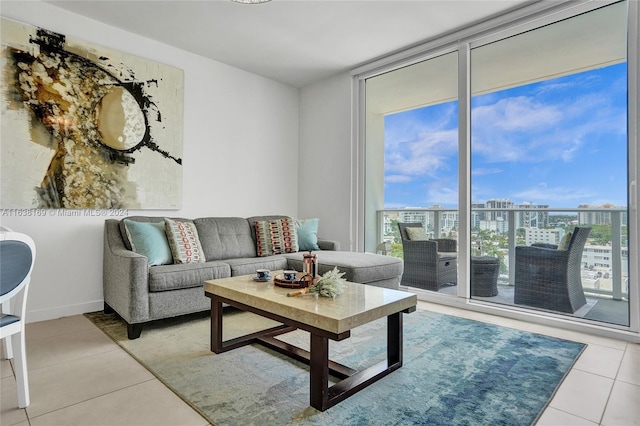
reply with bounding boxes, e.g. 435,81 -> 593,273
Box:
1,227 -> 36,408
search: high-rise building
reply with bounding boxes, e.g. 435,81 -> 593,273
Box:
516,201 -> 550,228
578,203 -> 628,226
523,227 -> 563,246
485,199 -> 512,221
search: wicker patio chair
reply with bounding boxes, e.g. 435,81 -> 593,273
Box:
514,226 -> 591,313
397,223 -> 457,291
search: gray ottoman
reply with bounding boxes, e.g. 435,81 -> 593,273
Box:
284,251 -> 403,289
471,256 -> 500,297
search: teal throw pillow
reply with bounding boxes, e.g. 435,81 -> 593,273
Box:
296,218 -> 320,251
123,219 -> 173,266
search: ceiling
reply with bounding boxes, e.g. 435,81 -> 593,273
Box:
43,0 -> 533,88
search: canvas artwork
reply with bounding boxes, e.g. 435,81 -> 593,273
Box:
0,18 -> 184,209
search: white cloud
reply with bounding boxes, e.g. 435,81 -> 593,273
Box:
385,174 -> 413,184
535,81 -> 577,95
512,183 -> 594,204
472,167 -> 502,176
427,185 -> 459,206
560,139 -> 583,162
471,87 -> 625,165
385,126 -> 458,179
470,96 -> 563,163
383,66 -> 627,208
473,96 -> 562,132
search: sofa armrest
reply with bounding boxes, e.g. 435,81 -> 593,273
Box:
402,239 -> 439,267
317,238 -> 340,251
103,220 -> 151,324
432,238 -> 457,253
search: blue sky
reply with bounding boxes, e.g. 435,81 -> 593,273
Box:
383,63 -> 628,209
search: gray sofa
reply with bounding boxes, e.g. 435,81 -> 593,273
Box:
103,215 -> 403,338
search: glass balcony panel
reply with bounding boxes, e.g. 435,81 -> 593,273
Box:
381,207 -> 629,326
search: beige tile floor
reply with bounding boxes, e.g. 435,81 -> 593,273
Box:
1,301 -> 639,426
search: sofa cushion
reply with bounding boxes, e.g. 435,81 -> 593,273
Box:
254,217 -> 298,257
438,252 -> 458,260
283,251 -> 403,285
194,217 -> 257,261
148,261 -> 230,292
296,218 -> 320,251
224,256 -> 289,277
558,231 -> 572,251
123,220 -> 173,266
165,218 -> 206,264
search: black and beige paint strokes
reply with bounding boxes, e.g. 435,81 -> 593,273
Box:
1,18 -> 184,209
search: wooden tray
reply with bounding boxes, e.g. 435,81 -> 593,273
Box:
273,273 -> 304,288
274,274 -> 320,289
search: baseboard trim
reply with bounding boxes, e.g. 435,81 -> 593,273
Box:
26,300 -> 104,324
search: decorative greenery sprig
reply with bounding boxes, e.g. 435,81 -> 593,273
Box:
309,267 -> 346,298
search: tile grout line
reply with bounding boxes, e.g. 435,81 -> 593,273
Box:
24,343 -> 123,374
24,377 -> 159,423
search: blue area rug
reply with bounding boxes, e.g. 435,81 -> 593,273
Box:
86,308 -> 585,426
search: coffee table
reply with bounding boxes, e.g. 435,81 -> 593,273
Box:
204,273 -> 417,411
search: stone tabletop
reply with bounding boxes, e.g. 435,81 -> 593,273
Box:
204,272 -> 417,335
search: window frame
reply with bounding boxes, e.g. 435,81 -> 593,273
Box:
351,0 -> 639,340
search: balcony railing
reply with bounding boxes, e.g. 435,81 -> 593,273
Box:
378,207 -> 629,301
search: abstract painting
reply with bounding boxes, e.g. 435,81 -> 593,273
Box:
1,18 -> 183,209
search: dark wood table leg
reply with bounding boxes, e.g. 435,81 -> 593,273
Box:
309,333 -> 330,411
388,311 -> 402,366
210,296 -> 224,353
209,295 -> 296,354
308,311 -> 406,412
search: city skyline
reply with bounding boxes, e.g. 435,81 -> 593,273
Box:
383,63 -> 628,210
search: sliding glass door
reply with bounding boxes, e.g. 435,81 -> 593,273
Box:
364,51 -> 459,296
357,0 -> 637,334
469,1 -> 630,326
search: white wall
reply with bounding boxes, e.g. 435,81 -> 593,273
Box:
298,73 -> 353,250
0,1 -> 300,322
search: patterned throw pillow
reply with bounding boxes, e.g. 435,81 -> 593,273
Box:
254,218 -> 299,257
406,226 -> 429,241
558,231 -> 572,251
164,218 -> 205,264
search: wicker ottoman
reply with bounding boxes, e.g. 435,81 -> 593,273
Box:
471,256 -> 499,297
